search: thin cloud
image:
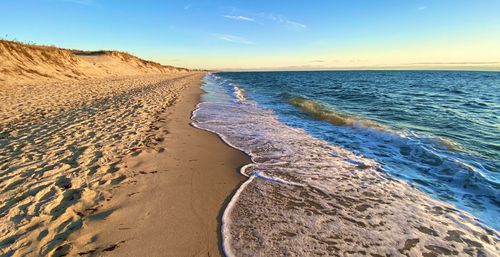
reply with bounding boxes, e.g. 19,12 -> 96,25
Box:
224,15 -> 255,22
222,11 -> 306,30
417,6 -> 427,11
406,61 -> 500,65
311,60 -> 326,63
184,4 -> 192,10
262,13 -> 307,29
212,34 -> 255,45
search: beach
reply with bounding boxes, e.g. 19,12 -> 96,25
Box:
68,73 -> 249,256
0,57 -> 248,256
1,37 -> 499,257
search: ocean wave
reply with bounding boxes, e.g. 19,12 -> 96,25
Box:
288,96 -> 391,131
209,74 -> 499,211
288,95 -> 464,152
193,74 -> 499,256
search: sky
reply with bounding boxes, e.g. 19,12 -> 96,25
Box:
1,0 -> 500,70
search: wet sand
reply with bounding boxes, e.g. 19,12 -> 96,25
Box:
67,73 -> 249,256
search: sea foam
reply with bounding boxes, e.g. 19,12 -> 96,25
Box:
192,74 -> 499,256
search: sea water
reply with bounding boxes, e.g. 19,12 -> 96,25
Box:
192,71 -> 499,256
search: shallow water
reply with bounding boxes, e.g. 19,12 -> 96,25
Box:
217,70 -> 499,229
192,72 -> 499,256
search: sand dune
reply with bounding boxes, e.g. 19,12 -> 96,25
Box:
0,40 -> 189,86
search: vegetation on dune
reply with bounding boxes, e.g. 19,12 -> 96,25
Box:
0,39 -> 190,85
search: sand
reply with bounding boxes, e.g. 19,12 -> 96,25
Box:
0,40 -> 188,87
67,75 -> 249,257
0,69 -> 247,256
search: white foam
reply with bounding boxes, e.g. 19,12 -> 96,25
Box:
220,173 -> 255,257
192,74 -> 500,256
253,171 -> 303,186
232,86 -> 247,102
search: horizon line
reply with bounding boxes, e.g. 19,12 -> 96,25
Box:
212,66 -> 500,73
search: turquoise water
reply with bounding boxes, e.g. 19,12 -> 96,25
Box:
215,70 -> 499,230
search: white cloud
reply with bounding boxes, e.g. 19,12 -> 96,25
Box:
224,15 -> 255,22
221,11 -> 307,30
417,6 -> 427,11
212,34 -> 255,45
184,4 -> 192,10
263,14 -> 307,29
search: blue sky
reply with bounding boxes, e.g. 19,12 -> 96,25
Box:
1,0 -> 500,69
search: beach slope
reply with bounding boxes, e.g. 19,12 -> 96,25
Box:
69,76 -> 249,257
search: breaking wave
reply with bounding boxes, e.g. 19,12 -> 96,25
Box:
289,96 -> 391,130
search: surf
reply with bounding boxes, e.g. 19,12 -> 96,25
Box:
193,73 -> 499,256
211,71 -> 500,231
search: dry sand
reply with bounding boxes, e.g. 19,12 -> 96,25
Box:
0,68 -> 247,256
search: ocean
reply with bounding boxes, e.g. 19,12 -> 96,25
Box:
192,71 -> 499,256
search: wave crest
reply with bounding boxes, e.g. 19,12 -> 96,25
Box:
231,84 -> 247,102
288,96 -> 387,131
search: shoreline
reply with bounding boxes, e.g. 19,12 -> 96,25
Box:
192,73 -> 500,256
69,73 -> 250,256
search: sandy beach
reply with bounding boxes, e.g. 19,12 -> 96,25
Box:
0,43 -> 249,256
68,74 -> 249,256
3,2 -> 500,253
